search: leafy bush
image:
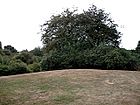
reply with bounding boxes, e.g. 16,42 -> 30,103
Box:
1,56 -> 11,65
41,51 -> 62,70
40,48 -> 96,70
0,55 -> 2,64
41,45 -> 140,71
102,49 -> 132,70
94,47 -> 140,70
28,63 -> 41,72
14,52 -> 34,65
0,65 -> 9,76
9,60 -> 29,75
33,56 -> 42,63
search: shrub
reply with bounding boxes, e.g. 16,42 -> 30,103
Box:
1,56 -> 11,65
0,55 -> 2,64
14,52 -> 34,65
41,52 -> 61,71
41,45 -> 140,71
0,65 -> 9,76
28,63 -> 41,72
94,47 -> 140,70
40,48 -> 97,70
9,61 -> 29,75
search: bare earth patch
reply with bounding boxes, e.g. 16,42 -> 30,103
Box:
0,69 -> 140,105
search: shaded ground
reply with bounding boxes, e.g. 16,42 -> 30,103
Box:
0,69 -> 140,105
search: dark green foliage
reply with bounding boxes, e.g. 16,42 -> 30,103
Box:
0,41 -> 2,49
3,49 -> 11,56
0,42 -> 43,76
0,50 -> 4,55
34,56 -> 42,63
0,55 -> 2,64
1,56 -> 11,65
40,49 -> 81,70
94,46 -> 139,70
0,46 -> 43,76
0,60 -> 29,76
41,5 -> 121,53
4,45 -> 17,53
28,63 -> 41,72
30,47 -> 43,56
14,52 -> 34,65
40,46 -> 99,70
136,40 -> 140,53
41,5 -> 138,71
40,45 -> 140,71
0,65 -> 9,76
8,60 -> 29,75
2,45 -> 17,56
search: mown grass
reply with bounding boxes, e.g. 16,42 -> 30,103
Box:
0,69 -> 140,105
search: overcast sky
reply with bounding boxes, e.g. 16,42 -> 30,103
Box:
0,0 -> 140,51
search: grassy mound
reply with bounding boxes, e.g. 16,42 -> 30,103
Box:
0,69 -> 140,105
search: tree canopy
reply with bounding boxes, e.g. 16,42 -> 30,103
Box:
41,5 -> 121,52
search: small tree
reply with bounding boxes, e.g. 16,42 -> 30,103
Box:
4,45 -> 17,53
136,40 -> 140,53
0,41 -> 2,49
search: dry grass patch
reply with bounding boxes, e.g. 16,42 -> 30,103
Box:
0,69 -> 140,105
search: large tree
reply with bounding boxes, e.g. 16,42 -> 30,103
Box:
41,5 -> 121,52
40,5 -> 123,70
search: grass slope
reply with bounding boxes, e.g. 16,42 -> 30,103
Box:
0,69 -> 140,105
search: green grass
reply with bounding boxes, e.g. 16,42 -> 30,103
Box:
0,69 -> 140,105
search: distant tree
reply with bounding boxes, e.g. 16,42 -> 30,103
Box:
30,47 -> 43,56
0,42 -> 3,55
21,49 -> 28,53
0,41 -> 2,49
136,40 -> 140,53
14,52 -> 34,65
4,45 -> 17,53
3,49 -> 11,56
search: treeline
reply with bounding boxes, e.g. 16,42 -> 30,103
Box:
0,4 -> 140,76
0,41 -> 140,76
41,44 -> 140,71
0,43 -> 43,76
